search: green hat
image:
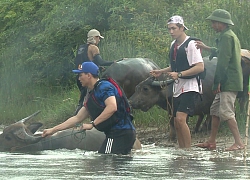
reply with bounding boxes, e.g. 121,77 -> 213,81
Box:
206,9 -> 234,25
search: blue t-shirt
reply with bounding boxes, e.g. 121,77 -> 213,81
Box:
89,80 -> 135,130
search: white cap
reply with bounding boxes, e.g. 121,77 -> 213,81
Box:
87,29 -> 104,39
167,15 -> 189,30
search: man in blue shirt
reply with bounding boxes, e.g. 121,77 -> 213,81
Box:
43,62 -> 136,155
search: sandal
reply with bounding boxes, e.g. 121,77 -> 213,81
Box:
225,145 -> 245,151
195,142 -> 216,150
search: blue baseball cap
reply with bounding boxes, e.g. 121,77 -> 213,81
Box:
72,62 -> 99,75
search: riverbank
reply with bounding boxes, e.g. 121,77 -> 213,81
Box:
136,127 -> 248,151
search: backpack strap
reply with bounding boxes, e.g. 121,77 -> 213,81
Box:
99,77 -> 132,114
185,37 -> 202,54
106,77 -> 123,97
185,37 -> 204,100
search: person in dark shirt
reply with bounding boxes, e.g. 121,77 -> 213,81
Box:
74,29 -> 114,114
43,62 -> 136,155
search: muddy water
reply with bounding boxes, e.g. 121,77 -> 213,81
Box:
0,144 -> 250,180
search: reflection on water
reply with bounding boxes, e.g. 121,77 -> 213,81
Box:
0,144 -> 250,180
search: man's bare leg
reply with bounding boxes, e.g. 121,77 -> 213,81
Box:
226,118 -> 244,150
174,112 -> 191,148
207,115 -> 220,143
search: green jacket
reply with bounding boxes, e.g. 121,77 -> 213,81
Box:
210,27 -> 243,92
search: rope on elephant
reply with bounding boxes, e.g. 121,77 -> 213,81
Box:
71,125 -> 87,143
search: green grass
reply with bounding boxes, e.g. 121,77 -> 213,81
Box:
0,85 -> 79,126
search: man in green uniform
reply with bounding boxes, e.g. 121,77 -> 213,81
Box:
195,9 -> 245,151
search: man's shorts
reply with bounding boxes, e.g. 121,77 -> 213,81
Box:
173,91 -> 199,117
210,91 -> 237,121
98,129 -> 136,155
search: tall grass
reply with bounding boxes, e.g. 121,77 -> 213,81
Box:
0,44 -> 77,124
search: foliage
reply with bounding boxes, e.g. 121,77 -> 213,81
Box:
0,0 -> 250,135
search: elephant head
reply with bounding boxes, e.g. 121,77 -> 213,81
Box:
0,111 -> 43,151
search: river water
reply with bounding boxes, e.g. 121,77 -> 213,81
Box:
0,143 -> 250,180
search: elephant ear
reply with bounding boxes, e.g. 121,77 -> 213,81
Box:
27,123 -> 43,134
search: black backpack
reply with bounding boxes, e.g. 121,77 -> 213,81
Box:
182,37 -> 206,80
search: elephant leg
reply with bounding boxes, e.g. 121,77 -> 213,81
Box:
193,114 -> 205,133
200,114 -> 212,133
168,116 -> 176,141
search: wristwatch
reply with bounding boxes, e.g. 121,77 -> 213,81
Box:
177,72 -> 182,78
91,121 -> 96,128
